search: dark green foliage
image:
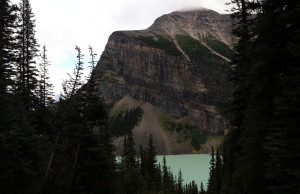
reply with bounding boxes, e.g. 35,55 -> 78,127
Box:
207,146 -> 216,194
37,44 -> 54,110
160,115 -> 207,150
45,46 -> 117,194
176,35 -> 222,62
162,156 -> 171,193
202,36 -> 234,60
200,181 -> 205,194
15,0 -> 39,109
109,106 -> 144,137
85,45 -> 98,106
61,45 -> 84,99
177,169 -> 184,194
116,133 -> 200,194
185,181 -> 199,194
0,0 -> 17,131
0,103 -> 51,194
0,1 -> 51,193
219,0 -> 300,194
146,134 -> 157,190
35,44 -> 54,135
190,127 -> 207,150
0,0 -> 17,94
206,147 -> 222,194
136,34 -> 183,57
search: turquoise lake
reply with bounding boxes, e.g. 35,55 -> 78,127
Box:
156,154 -> 211,189
116,154 -> 211,189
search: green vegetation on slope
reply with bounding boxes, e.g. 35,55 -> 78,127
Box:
109,105 -> 144,137
159,113 -> 207,150
136,34 -> 183,57
206,39 -> 234,60
199,33 -> 234,60
176,35 -> 221,62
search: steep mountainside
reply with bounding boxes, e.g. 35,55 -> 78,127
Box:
95,9 -> 236,155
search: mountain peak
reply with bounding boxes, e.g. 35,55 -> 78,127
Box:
96,10 -> 235,154
147,8 -> 233,47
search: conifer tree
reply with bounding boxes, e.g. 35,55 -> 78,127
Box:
200,181 -> 205,194
61,45 -> 84,99
146,134 -> 157,190
139,145 -> 147,177
120,129 -> 143,193
85,45 -> 98,105
15,0 -> 39,109
177,169 -> 184,194
37,44 -> 53,110
215,149 -> 222,193
162,155 -> 170,192
0,0 -> 18,131
207,146 -> 216,194
0,0 -> 17,94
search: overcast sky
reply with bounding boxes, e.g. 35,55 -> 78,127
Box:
12,0 -> 231,94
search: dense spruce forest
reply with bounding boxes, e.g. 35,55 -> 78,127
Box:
205,0 -> 300,194
0,0 -> 299,194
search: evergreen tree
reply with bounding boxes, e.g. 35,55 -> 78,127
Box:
35,44 -> 54,135
185,181 -> 198,194
61,45 -> 84,99
0,0 -> 17,94
139,145 -> 147,177
177,169 -> 183,194
200,181 -> 205,194
162,155 -> 170,193
120,129 -> 143,193
215,149 -> 222,193
15,0 -> 39,109
168,167 -> 176,194
37,44 -> 53,110
0,0 -> 17,131
207,146 -> 216,194
146,134 -> 157,191
85,45 -> 98,105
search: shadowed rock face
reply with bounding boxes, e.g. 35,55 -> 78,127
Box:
95,9 -> 235,154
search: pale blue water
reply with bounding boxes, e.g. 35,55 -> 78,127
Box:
156,154 -> 210,189
116,154 -> 211,189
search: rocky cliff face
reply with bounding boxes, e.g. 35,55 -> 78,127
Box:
95,9 -> 235,154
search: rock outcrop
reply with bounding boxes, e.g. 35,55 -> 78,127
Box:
95,9 -> 235,154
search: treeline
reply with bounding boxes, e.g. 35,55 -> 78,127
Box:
160,115 -> 207,150
109,106 -> 144,137
116,130 -> 206,194
205,0 -> 300,194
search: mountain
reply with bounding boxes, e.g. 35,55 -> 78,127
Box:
94,9 -> 236,155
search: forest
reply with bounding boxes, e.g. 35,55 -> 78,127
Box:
0,0 -> 299,194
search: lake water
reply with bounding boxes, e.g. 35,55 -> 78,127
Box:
156,154 -> 211,189
116,154 -> 211,189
